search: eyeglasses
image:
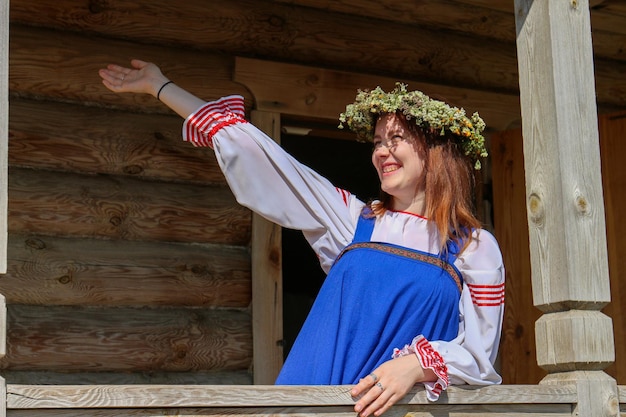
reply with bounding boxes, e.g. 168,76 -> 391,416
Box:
373,136 -> 408,151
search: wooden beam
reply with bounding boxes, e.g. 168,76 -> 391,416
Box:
8,167 -> 250,246
0,305 -> 251,372
9,98 -> 227,186
1,234 -> 250,308
250,111 -> 284,384
235,57 -> 522,132
0,0 -> 8,274
6,384 -> 579,408
514,0 -> 618,414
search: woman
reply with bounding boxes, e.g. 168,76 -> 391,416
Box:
99,59 -> 505,417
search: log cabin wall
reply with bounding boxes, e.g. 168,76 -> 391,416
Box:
2,0 -> 626,386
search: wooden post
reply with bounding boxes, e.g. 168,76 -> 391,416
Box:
514,0 -> 619,415
0,0 -> 9,412
250,110 -> 284,384
0,0 -> 8,275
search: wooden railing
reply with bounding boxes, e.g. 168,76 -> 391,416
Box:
2,382 -> 624,416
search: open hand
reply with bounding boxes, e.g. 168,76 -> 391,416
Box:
98,59 -> 168,97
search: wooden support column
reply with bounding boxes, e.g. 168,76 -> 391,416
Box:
250,110 -> 284,384
1,0 -> 8,412
514,0 -> 619,415
0,0 -> 7,274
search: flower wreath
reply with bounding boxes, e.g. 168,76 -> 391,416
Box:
338,83 -> 488,169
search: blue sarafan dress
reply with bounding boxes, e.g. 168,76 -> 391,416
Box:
276,212 -> 463,385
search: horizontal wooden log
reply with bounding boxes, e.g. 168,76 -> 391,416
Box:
7,24 -> 252,111
0,305 -> 251,372
274,0 -> 626,62
2,233 -> 250,307
236,57 -> 523,132
5,384 -> 579,409
8,167 -> 251,245
2,370 -> 252,385
3,405 -> 574,417
7,0 -> 626,110
9,98 -> 226,185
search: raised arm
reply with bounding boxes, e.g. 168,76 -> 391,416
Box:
98,59 -> 205,119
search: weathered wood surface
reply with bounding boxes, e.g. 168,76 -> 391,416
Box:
8,167 -> 250,245
515,0 -> 617,415
0,0 -> 8,275
9,99 -> 226,185
8,24 -> 252,112
5,384 -> 579,408
1,370 -> 252,386
235,57 -> 523,132
8,0 -> 626,116
1,234 -> 250,307
516,0 -> 611,311
0,305 -> 251,372
250,111 -> 284,385
490,128 -> 545,384
599,110 -> 626,384
274,0 -> 626,63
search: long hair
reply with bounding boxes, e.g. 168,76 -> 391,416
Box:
369,112 -> 481,254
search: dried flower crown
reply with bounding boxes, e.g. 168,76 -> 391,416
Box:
338,83 -> 488,169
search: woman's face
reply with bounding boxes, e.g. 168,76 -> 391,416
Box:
371,113 -> 427,212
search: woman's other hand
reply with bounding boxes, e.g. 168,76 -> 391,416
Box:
98,59 -> 168,97
351,354 -> 436,417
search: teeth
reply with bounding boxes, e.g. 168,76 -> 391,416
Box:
383,165 -> 399,173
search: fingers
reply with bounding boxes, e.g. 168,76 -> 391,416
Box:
351,372 -> 378,398
353,381 -> 398,417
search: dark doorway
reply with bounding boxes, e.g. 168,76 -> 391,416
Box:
280,128 -> 379,358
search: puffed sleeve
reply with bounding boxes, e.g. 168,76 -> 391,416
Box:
393,229 -> 505,401
182,96 -> 365,270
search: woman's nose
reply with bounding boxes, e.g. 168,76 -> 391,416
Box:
374,144 -> 390,157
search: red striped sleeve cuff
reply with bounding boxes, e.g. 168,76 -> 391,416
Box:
182,95 -> 247,148
392,335 -> 448,402
467,282 -> 505,307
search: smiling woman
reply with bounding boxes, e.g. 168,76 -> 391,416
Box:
98,60 -> 505,417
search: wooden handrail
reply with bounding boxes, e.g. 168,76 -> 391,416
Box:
7,384 -> 579,408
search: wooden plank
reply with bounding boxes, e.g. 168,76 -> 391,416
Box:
1,370 -> 252,386
2,233 -> 250,308
8,167 -> 250,245
250,111 -> 283,384
272,0 -> 516,44
599,110 -> 626,384
9,99 -> 227,185
5,384 -> 578,409
275,0 -> 626,63
235,57 -> 522,133
0,305 -> 251,372
490,128 -> 545,384
3,404 -> 575,417
7,25 -> 251,112
0,0 -> 8,275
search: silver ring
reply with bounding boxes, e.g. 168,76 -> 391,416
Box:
121,74 -> 125,81
375,381 -> 384,391
369,373 -> 378,382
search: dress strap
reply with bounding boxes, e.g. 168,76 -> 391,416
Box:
351,210 -> 376,243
